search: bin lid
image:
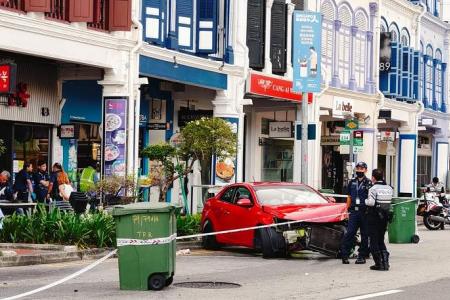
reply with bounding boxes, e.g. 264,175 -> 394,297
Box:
112,202 -> 178,216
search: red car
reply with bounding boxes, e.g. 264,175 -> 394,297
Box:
201,182 -> 348,258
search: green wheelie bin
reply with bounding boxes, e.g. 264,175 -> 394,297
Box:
113,202 -> 177,291
388,198 -> 419,244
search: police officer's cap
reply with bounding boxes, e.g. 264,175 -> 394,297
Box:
355,162 -> 367,169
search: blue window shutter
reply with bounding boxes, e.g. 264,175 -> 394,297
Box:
413,50 -> 420,101
143,0 -> 166,45
389,42 -> 399,96
196,0 -> 218,54
177,0 -> 194,50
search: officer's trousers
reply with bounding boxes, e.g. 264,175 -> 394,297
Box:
341,209 -> 369,258
367,209 -> 388,254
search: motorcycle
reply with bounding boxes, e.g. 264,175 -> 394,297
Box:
417,190 -> 450,230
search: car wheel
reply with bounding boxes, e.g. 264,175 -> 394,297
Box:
202,221 -> 221,250
259,227 -> 287,259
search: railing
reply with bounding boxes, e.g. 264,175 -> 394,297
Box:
45,0 -> 68,22
0,0 -> 23,11
87,0 -> 108,31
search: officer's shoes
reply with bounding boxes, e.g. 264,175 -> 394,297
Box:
342,258 -> 350,264
355,256 -> 366,264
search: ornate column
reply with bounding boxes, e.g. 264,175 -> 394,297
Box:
348,26 -> 358,90
263,0 -> 274,74
331,20 -> 341,87
285,1 -> 295,79
367,2 -> 377,93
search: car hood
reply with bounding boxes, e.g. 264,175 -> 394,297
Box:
262,203 -> 348,223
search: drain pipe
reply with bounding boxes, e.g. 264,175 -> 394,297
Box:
129,17 -> 143,178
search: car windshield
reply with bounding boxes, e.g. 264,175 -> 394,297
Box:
254,185 -> 328,206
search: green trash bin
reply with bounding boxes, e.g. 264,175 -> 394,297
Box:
388,198 -> 419,244
113,202 -> 177,291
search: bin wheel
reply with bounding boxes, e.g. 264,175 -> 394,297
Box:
411,235 -> 420,244
149,274 -> 166,291
165,276 -> 174,287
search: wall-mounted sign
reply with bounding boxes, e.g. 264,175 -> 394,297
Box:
0,63 -> 17,94
380,130 -> 395,142
420,118 -> 435,126
247,72 -> 313,102
293,11 -> 322,93
321,135 -> 340,145
353,131 -> 364,154
178,109 -> 213,127
378,109 -> 392,120
103,97 -> 128,177
148,123 -> 168,130
339,130 -> 351,154
333,97 -> 353,117
269,121 -> 292,138
41,107 -> 50,116
59,124 -> 78,139
345,119 -> 359,130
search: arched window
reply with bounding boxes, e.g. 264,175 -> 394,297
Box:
389,23 -> 400,42
338,4 -> 352,87
400,29 -> 410,47
354,10 -> 368,90
380,17 -> 388,33
436,49 -> 443,108
321,1 -> 335,74
426,45 -> 434,105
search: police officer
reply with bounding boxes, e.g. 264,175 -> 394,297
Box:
365,169 -> 393,271
341,162 -> 371,264
32,161 -> 51,203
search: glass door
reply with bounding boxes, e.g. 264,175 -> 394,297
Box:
261,138 -> 294,182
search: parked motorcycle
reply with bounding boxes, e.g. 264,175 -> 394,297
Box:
417,191 -> 450,230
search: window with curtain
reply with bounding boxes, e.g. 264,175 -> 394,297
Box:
338,5 -> 351,87
354,12 -> 367,90
321,1 -> 334,75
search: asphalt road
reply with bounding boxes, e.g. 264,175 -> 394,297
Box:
1,226 -> 450,300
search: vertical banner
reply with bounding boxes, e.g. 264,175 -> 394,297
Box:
103,98 -> 128,177
292,11 -> 322,93
212,117 -> 239,186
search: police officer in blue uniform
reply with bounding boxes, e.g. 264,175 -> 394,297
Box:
32,161 -> 51,203
13,162 -> 34,202
341,162 -> 372,264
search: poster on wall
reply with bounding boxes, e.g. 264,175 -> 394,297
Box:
212,118 -> 239,186
103,98 -> 127,177
292,11 -> 322,93
67,139 -> 78,184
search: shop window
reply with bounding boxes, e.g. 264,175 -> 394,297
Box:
13,124 -> 50,170
337,5 -> 351,87
76,123 -> 101,170
261,118 -> 274,135
321,1 -> 334,78
417,156 -> 431,188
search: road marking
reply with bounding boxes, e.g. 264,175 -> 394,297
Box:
339,290 -> 404,300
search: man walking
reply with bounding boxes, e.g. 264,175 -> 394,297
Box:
366,169 -> 393,271
341,162 -> 371,264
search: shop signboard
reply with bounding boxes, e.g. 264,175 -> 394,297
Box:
148,123 -> 167,130
269,121 -> 292,138
321,135 -> 340,145
59,124 -> 77,139
292,11 -> 322,93
0,63 -> 17,94
212,117 -> 238,186
103,97 -> 127,177
178,109 -> 213,127
333,97 -> 353,118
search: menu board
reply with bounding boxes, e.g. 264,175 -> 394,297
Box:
103,98 -> 127,177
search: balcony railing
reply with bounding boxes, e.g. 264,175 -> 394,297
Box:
0,0 -> 23,11
45,0 -> 67,21
87,0 -> 108,31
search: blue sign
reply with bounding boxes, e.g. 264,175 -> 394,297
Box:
292,11 -> 322,93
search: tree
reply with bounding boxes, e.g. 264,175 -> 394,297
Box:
141,117 -> 237,204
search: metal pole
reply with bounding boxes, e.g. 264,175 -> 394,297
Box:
301,92 -> 308,183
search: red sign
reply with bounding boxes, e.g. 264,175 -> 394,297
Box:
248,72 -> 312,103
0,63 -> 17,94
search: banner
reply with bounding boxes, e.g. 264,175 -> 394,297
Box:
292,11 -> 322,93
103,98 -> 128,177
212,117 -> 239,186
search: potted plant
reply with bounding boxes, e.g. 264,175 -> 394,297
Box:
92,175 -> 137,205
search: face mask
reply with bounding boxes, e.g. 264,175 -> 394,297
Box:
356,172 -> 365,178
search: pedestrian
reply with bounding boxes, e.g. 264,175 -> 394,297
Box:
57,171 -> 74,201
341,161 -> 371,264
13,162 -> 34,202
365,169 -> 393,271
49,163 -> 63,201
0,171 -> 13,201
32,160 -> 51,203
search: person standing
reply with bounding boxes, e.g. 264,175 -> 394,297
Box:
14,162 -> 34,202
341,162 -> 372,264
0,171 -> 13,201
49,163 -> 63,201
57,172 -> 74,201
366,169 -> 393,271
32,161 -> 51,203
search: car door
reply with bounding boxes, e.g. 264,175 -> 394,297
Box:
220,186 -> 259,247
213,186 -> 237,244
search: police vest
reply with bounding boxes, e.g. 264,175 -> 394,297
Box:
349,177 -> 371,208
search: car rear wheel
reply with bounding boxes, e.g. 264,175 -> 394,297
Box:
258,227 -> 287,259
202,221 -> 221,250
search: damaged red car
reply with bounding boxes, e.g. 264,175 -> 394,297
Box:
201,182 -> 348,258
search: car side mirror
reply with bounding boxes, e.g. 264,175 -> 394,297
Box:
236,198 -> 253,207
327,196 -> 336,203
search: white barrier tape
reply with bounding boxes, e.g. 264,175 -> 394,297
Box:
117,234 -> 177,247
0,249 -> 118,300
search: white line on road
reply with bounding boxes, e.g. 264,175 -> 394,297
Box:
339,290 -> 404,300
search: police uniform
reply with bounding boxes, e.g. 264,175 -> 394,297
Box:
33,171 -> 50,203
341,175 -> 372,262
14,169 -> 31,202
366,181 -> 393,271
